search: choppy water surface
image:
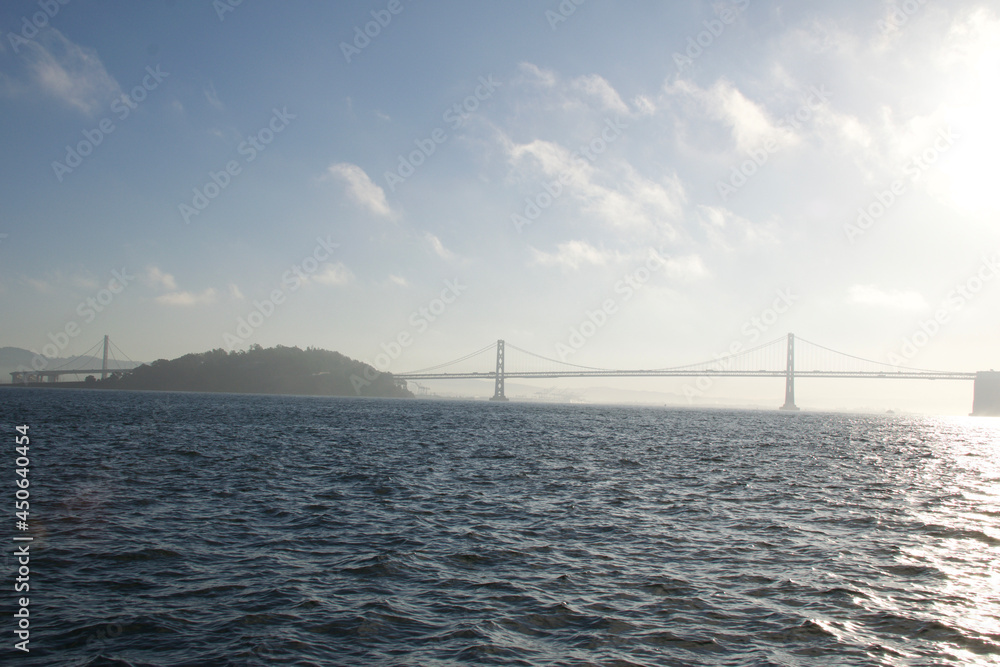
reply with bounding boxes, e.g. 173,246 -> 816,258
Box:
5,389 -> 1000,665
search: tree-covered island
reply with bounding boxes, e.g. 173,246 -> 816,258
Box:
89,345 -> 412,398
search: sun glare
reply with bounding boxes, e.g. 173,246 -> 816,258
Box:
940,26 -> 1000,213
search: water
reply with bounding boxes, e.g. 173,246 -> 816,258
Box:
2,388 -> 999,666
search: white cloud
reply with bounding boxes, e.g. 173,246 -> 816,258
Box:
71,273 -> 99,290
847,285 -> 927,310
593,164 -> 684,233
506,135 -> 684,233
229,283 -> 244,300
17,271 -> 102,294
145,267 -> 178,291
508,138 -> 594,187
156,289 -> 217,306
571,74 -> 630,115
425,232 -> 456,261
312,262 -> 354,286
781,6 -> 1000,196
326,163 -> 396,219
515,64 -> 647,118
517,62 -> 557,88
530,240 -> 619,270
22,276 -> 54,294
633,94 -> 656,116
498,67 -> 688,236
696,205 -> 779,249
387,274 -> 409,288
659,254 -> 708,283
664,78 -> 797,153
204,81 -> 224,110
530,243 -> 706,281
15,29 -> 121,114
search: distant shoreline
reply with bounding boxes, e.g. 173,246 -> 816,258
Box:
0,382 -> 413,399
4,345 -> 413,399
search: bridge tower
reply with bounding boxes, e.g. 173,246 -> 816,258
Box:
490,339 -> 509,402
780,333 -> 799,411
101,334 -> 110,380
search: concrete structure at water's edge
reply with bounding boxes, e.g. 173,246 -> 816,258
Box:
972,371 -> 1000,416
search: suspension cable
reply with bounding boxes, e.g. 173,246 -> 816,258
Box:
50,338 -> 104,371
108,338 -> 137,369
398,342 -> 497,374
504,343 -> 615,371
795,336 -> 957,374
649,334 -> 788,371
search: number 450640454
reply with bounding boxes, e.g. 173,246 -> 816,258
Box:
15,425 -> 29,520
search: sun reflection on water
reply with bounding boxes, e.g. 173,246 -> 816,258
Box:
895,417 -> 1000,663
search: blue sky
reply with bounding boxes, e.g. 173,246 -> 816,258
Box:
2,0 -> 999,410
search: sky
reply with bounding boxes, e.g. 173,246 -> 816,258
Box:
1,0 -> 999,412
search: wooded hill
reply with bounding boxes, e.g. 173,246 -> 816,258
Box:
95,344 -> 412,398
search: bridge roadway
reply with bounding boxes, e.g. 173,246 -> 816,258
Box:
394,370 -> 977,381
10,369 -> 115,382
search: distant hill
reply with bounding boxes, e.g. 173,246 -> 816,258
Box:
0,347 -> 37,377
89,345 -> 412,398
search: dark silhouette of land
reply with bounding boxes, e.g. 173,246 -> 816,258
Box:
5,345 -> 412,398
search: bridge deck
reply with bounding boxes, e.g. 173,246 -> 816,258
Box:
9,369 -> 120,382
395,370 -> 977,381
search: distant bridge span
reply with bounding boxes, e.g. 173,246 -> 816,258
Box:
9,335 -> 135,384
394,335 -> 998,414
399,370 -> 977,381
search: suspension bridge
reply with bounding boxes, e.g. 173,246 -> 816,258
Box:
395,334 -> 1000,414
8,335 -> 138,384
